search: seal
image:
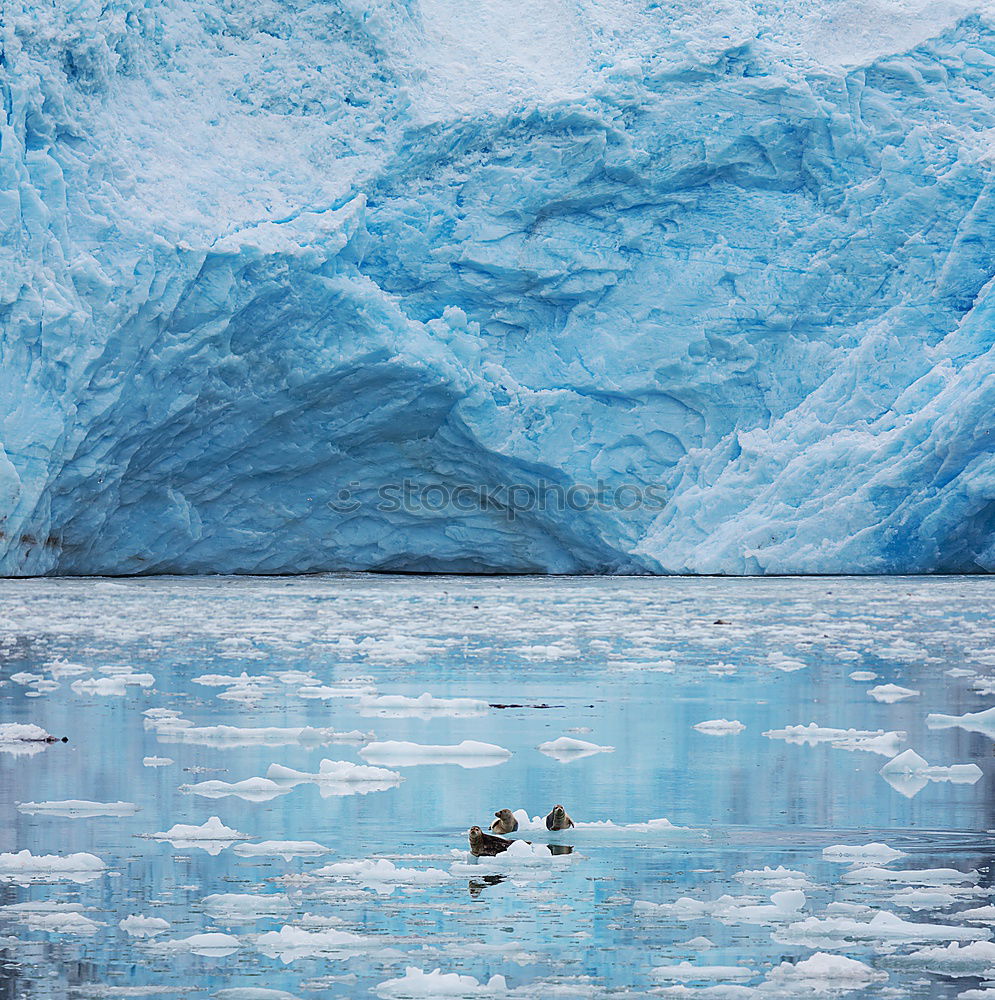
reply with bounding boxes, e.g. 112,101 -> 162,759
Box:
468,825 -> 511,857
490,808 -> 518,834
544,804 -> 575,831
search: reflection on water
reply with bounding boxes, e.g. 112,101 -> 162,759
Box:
0,575 -> 993,998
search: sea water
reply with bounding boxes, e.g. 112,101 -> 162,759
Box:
0,575 -> 992,998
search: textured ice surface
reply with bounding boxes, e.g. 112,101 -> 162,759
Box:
359,739 -> 512,768
5,2 -> 995,574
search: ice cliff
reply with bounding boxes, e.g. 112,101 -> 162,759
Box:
2,0 -> 995,574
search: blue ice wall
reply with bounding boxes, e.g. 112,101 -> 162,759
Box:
2,0 -> 995,574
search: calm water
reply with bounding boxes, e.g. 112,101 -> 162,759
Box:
0,575 -> 993,999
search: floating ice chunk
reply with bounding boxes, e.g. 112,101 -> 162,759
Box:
375,966 -> 507,997
266,759 -> 402,796
44,659 -> 89,679
879,749 -> 982,797
0,723 -> 59,755
686,937 -> 715,949
895,940 -> 995,976
957,990 -> 995,999
18,799 -> 139,817
889,888 -> 984,910
202,893 -> 292,923
0,850 -> 106,883
358,692 -> 489,718
180,777 -> 291,802
651,962 -> 754,982
16,911 -> 105,935
537,736 -> 615,760
149,816 -> 251,855
508,809 -> 692,836
232,841 -> 331,861
10,672 -> 42,685
316,859 -> 451,894
763,952 -> 887,990
192,672 -> 270,687
299,683 -> 375,700
159,932 -> 241,956
763,724 -> 905,757
960,906 -> 995,922
636,890 -> 804,926
693,720 -> 745,736
143,756 -> 173,767
71,673 -> 154,696
651,986 -> 754,999
927,707 -> 995,739
768,653 -> 807,672
359,740 -> 511,769
451,838 -> 579,876
214,990 -> 306,1000
947,668 -> 977,678
147,713 -> 371,748
868,684 -> 920,703
119,914 -> 171,937
776,910 -> 990,946
844,865 -> 979,887
849,671 -> 878,681
823,843 -> 905,865
256,925 -> 372,962
734,867 -> 813,890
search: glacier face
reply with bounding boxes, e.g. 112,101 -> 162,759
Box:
2,0 -> 995,575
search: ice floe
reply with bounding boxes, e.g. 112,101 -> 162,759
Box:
509,809 -> 693,837
71,673 -> 154,696
202,893 -> 293,922
774,910 -> 991,946
180,777 -> 292,802
879,749 -> 982,798
14,910 -> 105,935
142,756 -> 173,767
213,990 -> 305,1000
927,706 -> 995,739
822,843 -> 905,865
652,962 -> 755,982
375,967 -> 508,996
536,736 -> 615,760
359,740 -> 511,768
0,723 -> 61,755
635,890 -> 806,925
763,724 -> 905,757
451,838 -> 580,875
844,865 -> 980,886
146,710 -> 371,748
849,671 -> 878,681
892,940 -> 995,976
0,849 -> 106,883
232,841 -> 331,861
693,719 -> 746,736
158,931 -> 242,956
867,683 -> 920,703
763,952 -> 887,991
266,759 -> 402,796
315,859 -> 452,894
148,816 -> 251,855
119,914 -> 171,937
733,867 -> 814,890
255,925 -> 373,962
17,799 -> 139,817
357,693 -> 489,718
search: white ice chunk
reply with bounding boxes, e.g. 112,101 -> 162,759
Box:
849,671 -> 878,681
843,866 -> 979,886
879,749 -> 982,797
214,990 -> 306,1000
71,673 -> 154,696
896,940 -> 995,976
119,914 -> 171,937
0,849 -> 106,883
149,816 -> 251,855
18,800 -> 139,817
202,893 -> 293,923
159,931 -> 241,956
764,723 -> 905,757
652,961 -> 755,981
15,911 -> 104,935
693,720 -> 746,736
143,756 -> 173,767
822,843 -> 905,865
359,740 -> 511,768
316,858 -> 452,894
0,723 -> 58,755
927,706 -> 995,739
255,925 -> 372,962
375,967 -> 507,997
180,777 -> 292,802
358,693 -> 489,718
776,910 -> 990,946
867,683 -> 920,703
266,759 -> 402,796
537,736 -> 615,760
763,952 -> 887,990
232,841 -> 331,861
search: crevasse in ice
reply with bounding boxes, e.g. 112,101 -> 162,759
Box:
3,1 -> 995,574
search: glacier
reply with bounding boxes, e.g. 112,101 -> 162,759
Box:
2,0 -> 995,574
